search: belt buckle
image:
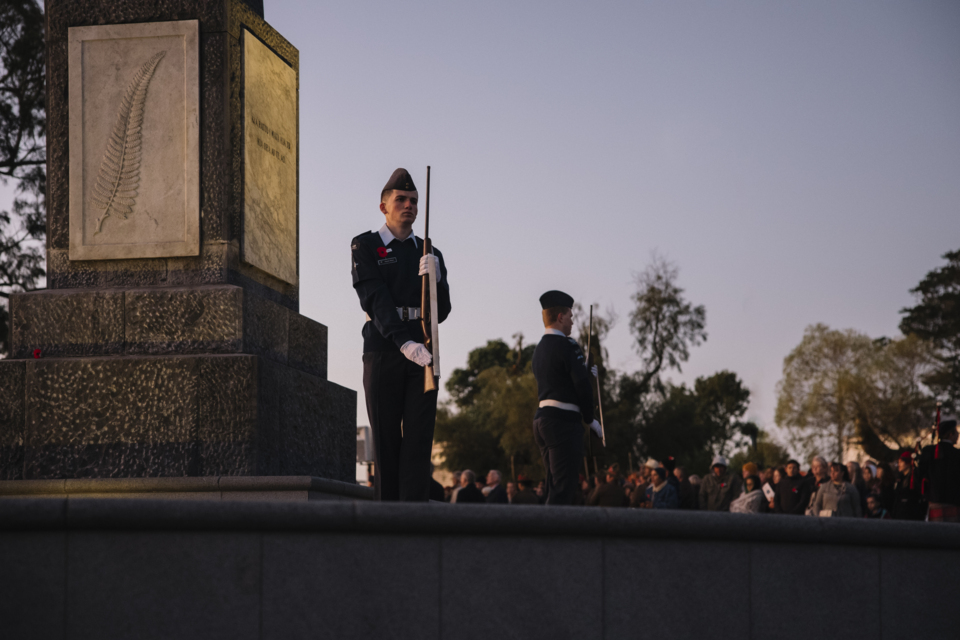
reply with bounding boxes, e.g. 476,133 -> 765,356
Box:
401,307 -> 408,321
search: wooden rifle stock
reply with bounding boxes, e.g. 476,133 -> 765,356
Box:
420,166 -> 440,393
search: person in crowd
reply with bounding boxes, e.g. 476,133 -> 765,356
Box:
876,462 -> 896,513
865,493 -> 890,519
809,462 -> 862,517
673,465 -> 698,510
484,470 -> 508,504
774,459 -> 811,515
730,475 -> 765,513
455,470 -> 486,504
512,476 -> 541,505
765,466 -> 784,511
688,474 -> 701,491
741,461 -> 759,480
663,457 -> 681,492
644,467 -> 680,509
535,480 -> 546,503
630,466 -> 653,508
448,470 -> 463,502
699,455 -> 743,512
862,463 -> 879,495
917,417 -> 960,523
892,451 -> 924,520
506,481 -> 517,503
804,456 -> 830,514
846,461 -> 867,513
759,466 -> 774,488
588,470 -> 627,507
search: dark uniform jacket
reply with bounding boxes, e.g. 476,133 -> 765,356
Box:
774,475 -> 810,515
351,229 -> 450,353
532,333 -> 594,424
918,443 -> 960,506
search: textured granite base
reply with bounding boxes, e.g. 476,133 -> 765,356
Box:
10,285 -> 326,377
0,476 -> 373,502
0,354 -> 355,482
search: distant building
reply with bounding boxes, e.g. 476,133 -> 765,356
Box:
357,426 -> 374,484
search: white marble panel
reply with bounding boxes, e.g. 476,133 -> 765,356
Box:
68,20 -> 200,260
242,30 -> 298,286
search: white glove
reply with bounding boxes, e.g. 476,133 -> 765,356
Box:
588,419 -> 603,439
418,254 -> 441,282
401,340 -> 433,367
591,365 -> 598,378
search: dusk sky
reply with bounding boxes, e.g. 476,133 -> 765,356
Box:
263,1 -> 960,446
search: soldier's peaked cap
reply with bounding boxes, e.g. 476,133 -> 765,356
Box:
539,290 -> 574,309
383,168 -> 417,193
939,418 -> 958,435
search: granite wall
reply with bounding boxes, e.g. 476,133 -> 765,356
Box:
2,500 -> 958,640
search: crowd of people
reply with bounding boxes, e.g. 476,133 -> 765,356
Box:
440,417 -> 960,523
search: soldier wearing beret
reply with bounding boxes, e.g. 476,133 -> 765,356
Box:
350,168 -> 451,501
531,291 -> 602,505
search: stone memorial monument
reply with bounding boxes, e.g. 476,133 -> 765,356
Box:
0,0 -> 358,492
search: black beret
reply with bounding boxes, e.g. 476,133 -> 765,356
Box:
383,168 -> 416,193
939,418 -> 958,435
539,290 -> 574,309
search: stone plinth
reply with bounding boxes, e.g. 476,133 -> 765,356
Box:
1,0 -> 357,487
0,353 -> 355,481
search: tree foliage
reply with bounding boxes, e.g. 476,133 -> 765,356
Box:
775,324 -> 937,463
0,0 -> 46,355
899,248 -> 960,411
434,337 -> 541,479
628,255 -> 707,396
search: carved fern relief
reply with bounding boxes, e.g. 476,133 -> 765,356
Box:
91,50 -> 165,233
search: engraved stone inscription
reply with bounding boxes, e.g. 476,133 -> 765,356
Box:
68,21 -> 199,261
243,30 -> 298,286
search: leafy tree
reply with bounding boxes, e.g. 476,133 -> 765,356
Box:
628,255 -> 707,396
695,370 -> 754,457
729,430 -> 790,473
899,249 -> 960,411
0,0 -> 46,356
775,324 -> 937,463
434,336 -> 541,479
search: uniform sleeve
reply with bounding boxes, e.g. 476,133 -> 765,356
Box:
433,247 -> 451,324
566,340 -> 594,423
351,237 -> 414,349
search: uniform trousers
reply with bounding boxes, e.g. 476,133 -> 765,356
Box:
363,349 -> 438,501
532,408 -> 584,505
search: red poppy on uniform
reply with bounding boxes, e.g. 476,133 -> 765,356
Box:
33,348 -> 41,359
377,247 -> 388,258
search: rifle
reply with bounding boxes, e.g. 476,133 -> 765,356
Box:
420,166 -> 441,393
588,305 -> 606,447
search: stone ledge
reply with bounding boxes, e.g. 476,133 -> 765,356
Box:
0,498 -> 957,549
0,476 -> 372,503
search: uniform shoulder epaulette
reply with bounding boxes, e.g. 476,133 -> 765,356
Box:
567,337 -> 579,347
351,230 -> 377,249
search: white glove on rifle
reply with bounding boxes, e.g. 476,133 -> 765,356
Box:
418,255 -> 441,282
591,365 -> 598,378
401,340 -> 433,367
588,419 -> 603,439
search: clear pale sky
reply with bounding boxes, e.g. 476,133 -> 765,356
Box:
263,1 -> 960,441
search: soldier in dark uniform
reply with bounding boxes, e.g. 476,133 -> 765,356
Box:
531,291 -> 602,505
917,418 -> 960,522
350,168 -> 451,501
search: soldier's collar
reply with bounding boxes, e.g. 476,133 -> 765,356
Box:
378,224 -> 418,248
543,328 -> 566,337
